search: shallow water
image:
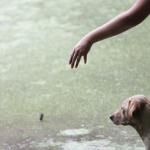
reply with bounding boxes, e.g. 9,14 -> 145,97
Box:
0,0 -> 149,149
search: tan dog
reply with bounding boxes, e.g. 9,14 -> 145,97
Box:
110,95 -> 150,150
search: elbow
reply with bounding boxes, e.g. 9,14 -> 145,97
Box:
122,11 -> 148,27
125,18 -> 142,27
125,16 -> 144,27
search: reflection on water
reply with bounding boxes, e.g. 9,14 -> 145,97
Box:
4,126 -> 144,150
59,128 -> 91,136
0,0 -> 149,149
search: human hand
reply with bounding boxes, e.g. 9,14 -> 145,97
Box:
69,37 -> 93,68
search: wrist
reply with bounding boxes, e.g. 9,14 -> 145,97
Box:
83,34 -> 95,45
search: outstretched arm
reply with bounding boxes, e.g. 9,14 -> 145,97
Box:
85,0 -> 150,43
69,0 -> 150,68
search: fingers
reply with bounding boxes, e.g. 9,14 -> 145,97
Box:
75,55 -> 81,68
84,55 -> 87,64
71,51 -> 79,68
69,49 -> 88,68
69,50 -> 75,64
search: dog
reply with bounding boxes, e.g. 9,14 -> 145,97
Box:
110,95 -> 150,150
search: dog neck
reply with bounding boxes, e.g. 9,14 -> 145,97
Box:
143,136 -> 150,150
132,113 -> 150,150
136,126 -> 150,150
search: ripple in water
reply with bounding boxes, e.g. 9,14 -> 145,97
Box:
59,128 -> 91,137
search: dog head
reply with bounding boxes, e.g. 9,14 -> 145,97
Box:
110,95 -> 150,126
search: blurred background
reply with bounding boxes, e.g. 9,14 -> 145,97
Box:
0,0 -> 149,149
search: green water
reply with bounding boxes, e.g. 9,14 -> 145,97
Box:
0,0 -> 149,149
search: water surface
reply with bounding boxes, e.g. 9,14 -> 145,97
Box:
0,0 -> 149,149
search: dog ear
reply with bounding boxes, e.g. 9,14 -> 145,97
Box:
128,100 -> 145,120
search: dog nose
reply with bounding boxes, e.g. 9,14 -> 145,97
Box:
109,115 -> 114,121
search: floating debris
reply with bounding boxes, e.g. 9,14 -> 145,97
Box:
40,113 -> 44,121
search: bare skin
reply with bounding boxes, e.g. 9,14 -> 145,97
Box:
69,0 -> 150,69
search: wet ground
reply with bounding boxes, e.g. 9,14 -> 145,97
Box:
0,0 -> 149,149
0,121 -> 144,150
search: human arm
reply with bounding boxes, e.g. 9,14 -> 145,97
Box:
69,0 -> 150,68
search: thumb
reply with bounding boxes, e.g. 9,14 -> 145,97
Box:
84,55 -> 87,64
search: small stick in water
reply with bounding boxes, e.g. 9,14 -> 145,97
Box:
40,113 -> 44,121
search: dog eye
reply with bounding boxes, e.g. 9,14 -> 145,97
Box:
122,109 -> 125,114
121,108 -> 125,114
